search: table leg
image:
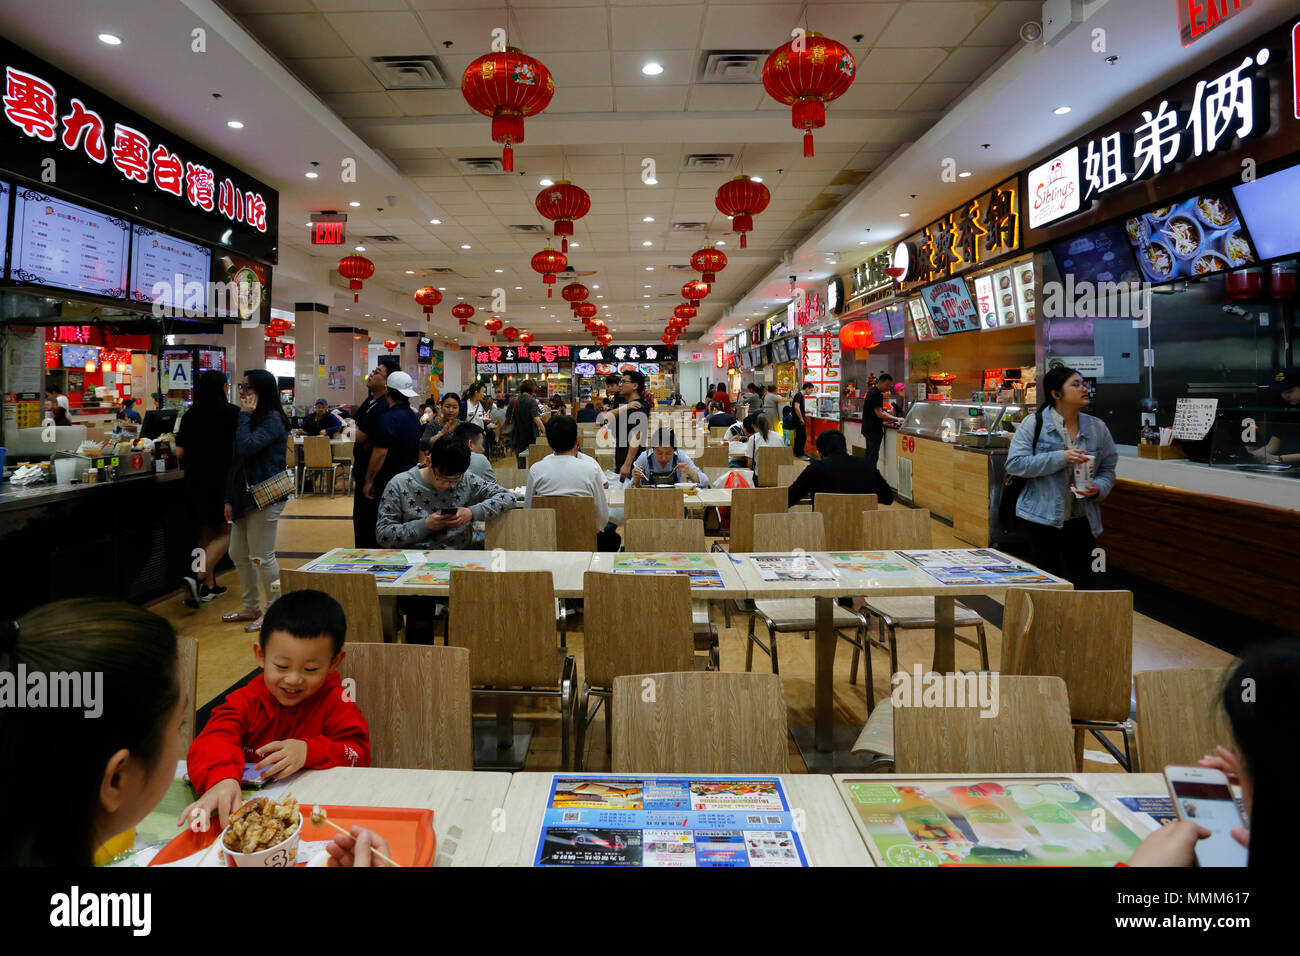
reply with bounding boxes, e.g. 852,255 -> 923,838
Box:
815,595 -> 834,752
380,596 -> 399,642
933,596 -> 955,672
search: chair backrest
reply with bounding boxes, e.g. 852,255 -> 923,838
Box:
624,487 -> 684,521
331,440 -> 354,462
699,444 -> 728,468
728,486 -> 789,553
611,672 -> 787,774
531,495 -> 598,552
814,494 -> 879,551
776,464 -> 803,488
624,518 -> 705,552
303,435 -> 333,468
279,569 -> 386,643
1011,589 -> 1133,722
582,572 -> 695,689
753,511 -> 826,552
527,444 -> 551,469
493,467 -> 526,490
755,444 -> 794,487
578,422 -> 598,437
485,508 -> 557,550
894,675 -> 1075,773
286,443 -> 296,469
997,587 -> 1036,673
336,643 -> 473,770
860,508 -> 932,550
1135,668 -> 1235,772
708,426 -> 727,441
448,570 -> 558,686
177,635 -> 198,752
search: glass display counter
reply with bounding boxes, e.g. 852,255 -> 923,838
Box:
898,400 -> 1024,445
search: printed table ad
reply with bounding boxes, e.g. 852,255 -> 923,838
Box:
535,776 -> 808,867
612,552 -> 725,589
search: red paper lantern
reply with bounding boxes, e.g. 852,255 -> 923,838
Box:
460,47 -> 555,172
383,339 -> 398,351
502,326 -> 520,343
673,303 -> 697,321
840,320 -> 874,352
413,286 -> 442,318
531,247 -> 567,297
337,254 -> 375,303
483,316 -> 503,340
451,302 -> 475,332
561,282 -> 589,309
761,33 -> 856,158
519,332 -> 534,346
690,247 -> 728,285
598,333 -> 613,346
661,333 -> 677,346
681,280 -> 710,305
535,181 -> 591,253
573,302 -> 598,320
715,176 -> 770,249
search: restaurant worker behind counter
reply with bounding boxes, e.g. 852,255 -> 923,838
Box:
631,428 -> 711,488
1248,368 -> 1300,466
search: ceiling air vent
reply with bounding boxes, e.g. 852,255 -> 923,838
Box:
697,51 -> 768,84
670,221 -> 709,232
681,154 -> 734,173
666,263 -> 694,273
454,156 -> 506,175
366,56 -> 448,91
509,224 -> 548,234
361,235 -> 402,243
426,267 -> 460,275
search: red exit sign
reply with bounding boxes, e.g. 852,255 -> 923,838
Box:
310,216 -> 347,245
1179,0 -> 1253,47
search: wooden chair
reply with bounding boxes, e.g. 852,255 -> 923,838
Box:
485,508 -> 557,550
177,636 -> 198,751
699,444 -> 728,468
611,672 -> 787,774
336,643 -> 473,769
531,495 -> 598,552
893,675 -> 1075,773
279,569 -> 387,643
624,487 -> 684,521
447,570 -> 577,768
1006,588 -> 1137,771
331,440 -> 354,495
853,509 -> 990,705
300,435 -> 342,497
1135,668 -> 1235,773
623,519 -> 716,666
708,426 -> 728,441
745,512 -> 869,678
576,572 -> 699,769
710,485 -> 787,628
813,493 -> 879,550
755,444 -> 794,487
777,464 -> 804,488
493,467 -> 526,490
285,442 -> 296,470
527,444 -> 551,469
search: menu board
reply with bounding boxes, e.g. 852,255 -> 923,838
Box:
612,553 -> 725,590
972,274 -> 998,330
907,297 -> 936,340
990,267 -> 1021,326
1049,222 -> 1141,287
478,363 -> 497,374
10,188 -> 129,297
534,776 -> 808,867
920,278 -> 980,335
799,334 -> 841,395
516,363 -> 539,374
129,225 -> 212,312
0,181 -> 9,273
573,362 -> 596,376
842,777 -> 1142,866
496,363 -> 518,374
1125,191 -> 1255,283
1172,397 -> 1218,441
1012,261 -> 1036,324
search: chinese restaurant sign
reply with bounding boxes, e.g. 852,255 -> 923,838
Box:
1023,19 -> 1300,243
1180,0 -> 1253,47
787,289 -> 827,328
473,345 -> 572,364
0,38 -> 278,262
894,178 -> 1020,290
847,249 -> 896,301
574,344 -> 677,363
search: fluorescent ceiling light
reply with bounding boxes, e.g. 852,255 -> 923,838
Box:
641,62 -> 664,76
98,33 -> 121,45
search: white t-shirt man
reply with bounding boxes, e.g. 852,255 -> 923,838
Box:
525,450 -> 609,528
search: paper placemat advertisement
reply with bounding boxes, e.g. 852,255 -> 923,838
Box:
612,552 -> 725,589
398,559 -> 492,586
535,776 -> 808,867
302,562 -> 411,584
749,553 -> 836,582
896,549 -> 1055,586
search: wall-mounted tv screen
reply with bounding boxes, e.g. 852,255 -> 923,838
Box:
10,188 -> 129,297
61,345 -> 99,369
130,225 -> 212,313
1232,162 -> 1300,261
1049,221 -> 1142,288
1123,189 -> 1256,282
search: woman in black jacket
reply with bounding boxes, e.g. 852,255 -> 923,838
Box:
177,370 -> 239,607
221,369 -> 289,630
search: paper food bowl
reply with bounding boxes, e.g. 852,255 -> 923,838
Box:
220,810 -> 303,868
674,482 -> 695,490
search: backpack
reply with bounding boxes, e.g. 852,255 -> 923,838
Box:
998,412 -> 1044,528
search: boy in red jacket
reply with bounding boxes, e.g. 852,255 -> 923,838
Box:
181,589 -> 371,831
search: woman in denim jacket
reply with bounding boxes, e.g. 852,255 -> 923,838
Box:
1005,365 -> 1117,588
221,369 -> 289,630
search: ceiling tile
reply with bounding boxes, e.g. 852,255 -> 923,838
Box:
615,85 -> 690,111
699,4 -> 801,49
548,86 -> 615,112
833,81 -> 918,110
899,81 -> 970,112
610,50 -> 697,86
961,1 -> 1042,47
387,90 -> 472,116
513,6 -> 611,52
322,92 -> 403,118
855,47 -> 948,84
242,14 -> 351,58
926,45 -> 1010,84
322,11 -> 432,58
283,57 -> 384,93
686,85 -> 765,111
611,4 -> 705,51
874,2 -> 991,48
530,51 -> 613,87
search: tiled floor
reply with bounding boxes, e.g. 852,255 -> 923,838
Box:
151,470 -> 1235,775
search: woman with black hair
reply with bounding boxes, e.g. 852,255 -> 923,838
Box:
1126,641 -> 1298,867
1004,364 -> 1116,589
177,369 -> 240,607
222,369 -> 289,630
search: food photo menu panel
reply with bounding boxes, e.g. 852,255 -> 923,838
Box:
130,225 -> 212,312
10,188 -> 129,297
0,181 -> 9,269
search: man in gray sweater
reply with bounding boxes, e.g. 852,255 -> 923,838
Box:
377,434 -> 516,550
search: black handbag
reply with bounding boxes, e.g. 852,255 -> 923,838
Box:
998,412 -> 1044,527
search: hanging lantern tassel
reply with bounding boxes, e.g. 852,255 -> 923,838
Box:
491,110 -> 524,172
732,215 -> 753,249
793,100 -> 825,157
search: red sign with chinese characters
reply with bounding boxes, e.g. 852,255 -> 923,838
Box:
52,325 -> 91,343
1179,0 -> 1253,47
715,346 -> 725,369
473,344 -> 572,364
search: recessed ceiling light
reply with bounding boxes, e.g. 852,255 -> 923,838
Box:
899,212 -> 910,218
355,245 -> 366,252
98,33 -> 121,45
958,171 -> 972,178
1053,105 -> 1071,115
596,295 -> 603,299
858,240 -> 869,245
460,243 -> 471,249
457,296 -> 464,300
429,219 -> 441,225
303,222 -> 311,227
592,285 -> 600,289
642,240 -> 653,246
644,177 -> 658,185
642,216 -> 655,223
643,294 -> 650,298
750,176 -> 763,183
716,241 -> 726,246
645,266 -> 655,271
438,287 -> 446,291
305,171 -> 318,179
227,120 -> 244,129
641,62 -> 664,76
349,200 -> 361,207
539,178 -> 554,186
570,242 -> 580,248
644,284 -> 652,288
405,270 -> 415,274
494,268 -> 504,273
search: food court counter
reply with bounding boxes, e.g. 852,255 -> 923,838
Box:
0,470 -> 190,617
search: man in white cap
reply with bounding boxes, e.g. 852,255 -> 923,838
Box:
361,371 -> 422,515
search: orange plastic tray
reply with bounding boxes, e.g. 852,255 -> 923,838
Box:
150,804 -> 436,867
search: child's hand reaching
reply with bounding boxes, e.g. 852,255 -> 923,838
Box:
254,739 -> 308,780
178,777 -> 242,832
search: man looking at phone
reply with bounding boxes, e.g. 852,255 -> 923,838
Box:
376,435 -> 516,550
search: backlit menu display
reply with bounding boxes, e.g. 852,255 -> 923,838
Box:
10,188 -> 129,297
0,181 -> 9,271
130,225 -> 212,312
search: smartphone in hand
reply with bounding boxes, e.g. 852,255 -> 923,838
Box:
1164,765 -> 1248,867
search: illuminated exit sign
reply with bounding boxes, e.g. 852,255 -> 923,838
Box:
309,214 -> 347,245
1179,0 -> 1253,47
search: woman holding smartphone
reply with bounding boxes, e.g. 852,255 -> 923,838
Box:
1004,365 -> 1116,589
